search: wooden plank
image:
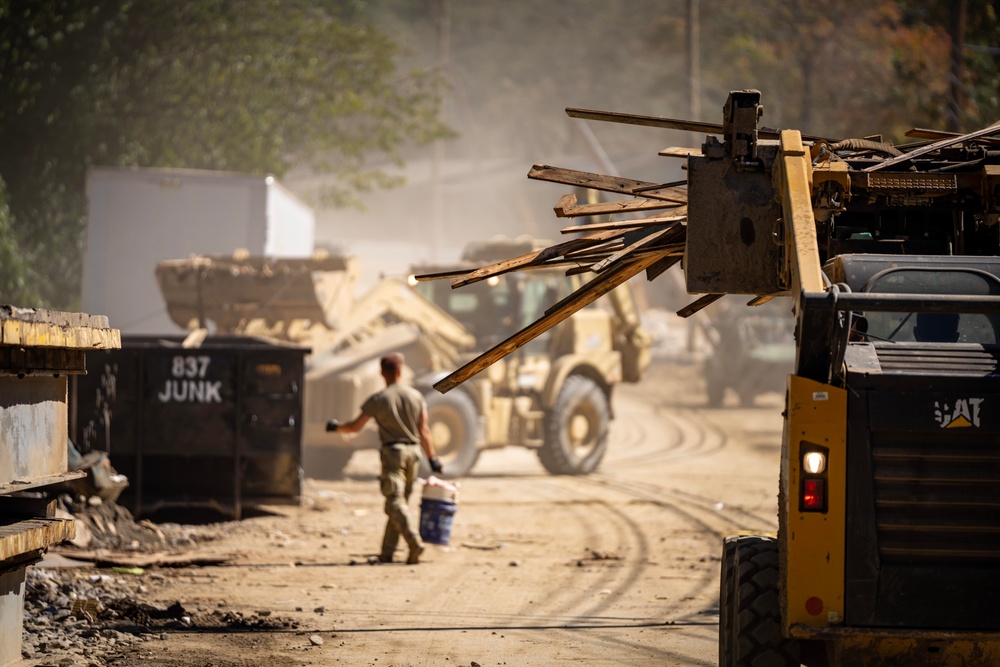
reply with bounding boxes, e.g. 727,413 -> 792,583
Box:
903,128 -> 1000,149
0,470 -> 86,495
659,146 -> 703,158
592,242 -> 683,274
748,295 -> 781,306
529,165 -> 688,204
565,265 -> 596,277
562,239 -> 623,258
565,244 -> 684,278
591,227 -> 681,273
413,267 -> 471,282
555,196 -> 684,218
0,518 -> 76,561
554,194 -> 578,215
566,107 -> 726,134
676,294 -> 724,318
434,252 -> 665,393
450,228 -> 624,288
865,119 -> 1000,172
561,213 -> 687,234
905,128 -> 955,140
565,107 -> 833,142
646,255 -> 682,282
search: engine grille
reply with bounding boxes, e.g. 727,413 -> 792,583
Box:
874,344 -> 1000,376
872,433 -> 1000,565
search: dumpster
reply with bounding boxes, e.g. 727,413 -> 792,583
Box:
70,335 -> 308,518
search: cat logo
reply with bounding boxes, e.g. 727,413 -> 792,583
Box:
934,398 -> 984,429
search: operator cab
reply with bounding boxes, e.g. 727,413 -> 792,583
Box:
413,271 -> 573,350
826,254 -> 1000,346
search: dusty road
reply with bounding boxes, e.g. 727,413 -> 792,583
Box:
88,360 -> 785,667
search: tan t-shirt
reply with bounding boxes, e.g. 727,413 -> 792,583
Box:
361,383 -> 425,446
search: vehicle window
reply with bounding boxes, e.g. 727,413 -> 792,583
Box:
863,269 -> 1000,344
520,276 -> 570,328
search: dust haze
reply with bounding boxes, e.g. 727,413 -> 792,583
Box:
286,0 -> 695,291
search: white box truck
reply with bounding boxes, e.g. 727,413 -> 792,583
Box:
83,167 -> 315,334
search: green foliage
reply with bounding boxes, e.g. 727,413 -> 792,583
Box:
0,178 -> 42,306
0,0 -> 447,309
648,0 -> 958,141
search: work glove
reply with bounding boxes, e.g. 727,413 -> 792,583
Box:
429,456 -> 444,474
325,419 -> 341,432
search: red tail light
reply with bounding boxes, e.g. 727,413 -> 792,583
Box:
802,478 -> 825,511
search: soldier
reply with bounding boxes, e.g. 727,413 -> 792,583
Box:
326,353 -> 443,564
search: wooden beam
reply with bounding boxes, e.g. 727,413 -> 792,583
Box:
562,243 -> 624,260
590,227 -> 681,274
747,295 -> 783,306
659,146 -> 703,158
676,293 -> 724,318
449,228 -> 623,288
646,255 -> 682,281
865,119 -> 1000,172
903,127 -> 1000,148
904,128 -> 954,140
560,213 -> 687,234
434,252 -> 665,393
529,165 -> 688,204
553,194 -> 577,215
413,267 -> 471,281
565,107 -> 833,142
566,107 -> 725,134
555,196 -> 684,218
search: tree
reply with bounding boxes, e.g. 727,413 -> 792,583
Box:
648,0 -> 958,141
897,0 -> 1000,132
0,0 -> 447,308
0,178 -> 40,306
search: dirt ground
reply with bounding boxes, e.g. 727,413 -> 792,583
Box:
32,360 -> 787,667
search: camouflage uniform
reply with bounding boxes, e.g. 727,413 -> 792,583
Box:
361,383 -> 426,562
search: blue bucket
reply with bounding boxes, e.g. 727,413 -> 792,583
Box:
419,498 -> 457,545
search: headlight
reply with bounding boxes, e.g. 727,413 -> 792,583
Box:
803,451 -> 827,475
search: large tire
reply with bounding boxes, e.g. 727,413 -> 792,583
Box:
705,358 -> 728,407
706,370 -> 726,407
719,537 -> 739,664
423,390 -> 480,477
719,535 -> 801,667
538,374 -> 610,475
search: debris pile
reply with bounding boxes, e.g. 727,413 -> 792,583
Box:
23,568 -> 162,665
59,495 -> 216,555
23,566 -> 298,665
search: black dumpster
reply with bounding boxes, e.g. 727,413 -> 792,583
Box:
69,335 -> 308,518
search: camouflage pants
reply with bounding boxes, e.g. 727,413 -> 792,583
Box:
379,443 -> 423,560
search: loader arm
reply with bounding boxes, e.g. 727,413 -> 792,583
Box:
330,278 -> 476,357
772,130 -> 837,382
